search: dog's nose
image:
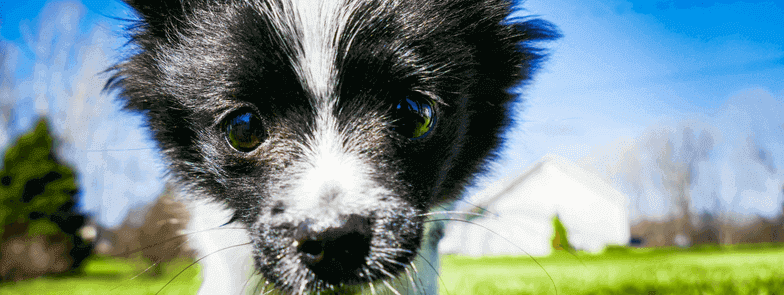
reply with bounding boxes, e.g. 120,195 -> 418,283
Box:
294,214 -> 372,282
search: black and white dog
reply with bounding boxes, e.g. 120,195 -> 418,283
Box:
109,0 -> 556,293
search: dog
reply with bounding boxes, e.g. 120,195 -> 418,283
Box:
108,0 -> 557,293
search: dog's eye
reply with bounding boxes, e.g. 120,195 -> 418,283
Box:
223,110 -> 266,152
392,95 -> 436,139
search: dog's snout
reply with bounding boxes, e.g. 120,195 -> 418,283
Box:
294,214 -> 372,282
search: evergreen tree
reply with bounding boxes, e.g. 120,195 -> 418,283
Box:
0,118 -> 91,280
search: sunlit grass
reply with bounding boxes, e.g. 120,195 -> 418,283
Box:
440,244 -> 784,295
0,257 -> 201,295
2,244 -> 784,294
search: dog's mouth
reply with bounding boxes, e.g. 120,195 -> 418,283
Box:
252,208 -> 423,293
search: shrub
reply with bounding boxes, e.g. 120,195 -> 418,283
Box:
551,214 -> 572,251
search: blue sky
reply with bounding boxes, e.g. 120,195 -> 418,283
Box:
1,0 -> 783,227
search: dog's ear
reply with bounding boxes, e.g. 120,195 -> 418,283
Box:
124,0 -> 193,39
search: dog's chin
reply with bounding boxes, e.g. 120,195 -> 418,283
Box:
251,206 -> 423,293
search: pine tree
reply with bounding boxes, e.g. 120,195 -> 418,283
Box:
0,118 -> 91,281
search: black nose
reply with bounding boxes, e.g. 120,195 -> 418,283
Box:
294,214 -> 373,282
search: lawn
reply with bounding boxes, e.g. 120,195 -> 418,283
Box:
0,257 -> 202,295
2,244 -> 783,294
440,244 -> 784,295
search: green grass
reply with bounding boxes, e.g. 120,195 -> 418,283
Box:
2,244 -> 784,294
0,257 -> 201,295
439,244 -> 784,295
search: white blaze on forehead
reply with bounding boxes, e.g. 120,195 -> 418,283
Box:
291,0 -> 367,200
293,0 -> 354,99
260,0 -> 360,100
259,0 -> 382,213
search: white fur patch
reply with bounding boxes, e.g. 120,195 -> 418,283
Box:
258,0 -> 362,100
283,102 -> 389,224
184,198 -> 258,295
257,0 -> 387,224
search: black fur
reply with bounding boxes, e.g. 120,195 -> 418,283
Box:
108,0 -> 557,293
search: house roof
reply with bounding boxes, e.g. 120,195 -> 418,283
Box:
476,154 -> 627,208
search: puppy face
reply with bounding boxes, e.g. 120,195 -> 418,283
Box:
111,0 -> 556,292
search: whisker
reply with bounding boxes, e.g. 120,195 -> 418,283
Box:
409,261 -> 429,295
364,268 -> 378,295
426,217 -> 559,295
261,282 -> 275,295
563,247 -> 589,269
109,256 -> 167,292
408,259 -> 427,293
383,257 -> 409,269
256,275 -> 273,295
373,260 -> 396,279
239,271 -> 255,295
107,213 -> 215,290
112,233 -> 202,291
379,256 -> 413,292
371,247 -> 413,255
155,242 -> 252,295
409,260 -> 419,275
416,253 -> 451,295
454,199 -> 498,217
111,226 -> 247,258
382,279 -> 402,295
404,264 -> 420,293
84,147 -> 156,152
111,227 -> 248,292
418,210 -> 489,218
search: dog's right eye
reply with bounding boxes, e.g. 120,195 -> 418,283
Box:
222,110 -> 266,152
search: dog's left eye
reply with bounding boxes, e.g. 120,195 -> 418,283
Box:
222,110 -> 266,152
392,95 -> 436,139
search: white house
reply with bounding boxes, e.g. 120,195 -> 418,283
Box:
439,154 -> 630,256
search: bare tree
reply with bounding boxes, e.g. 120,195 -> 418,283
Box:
138,185 -> 192,276
654,127 -> 714,245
